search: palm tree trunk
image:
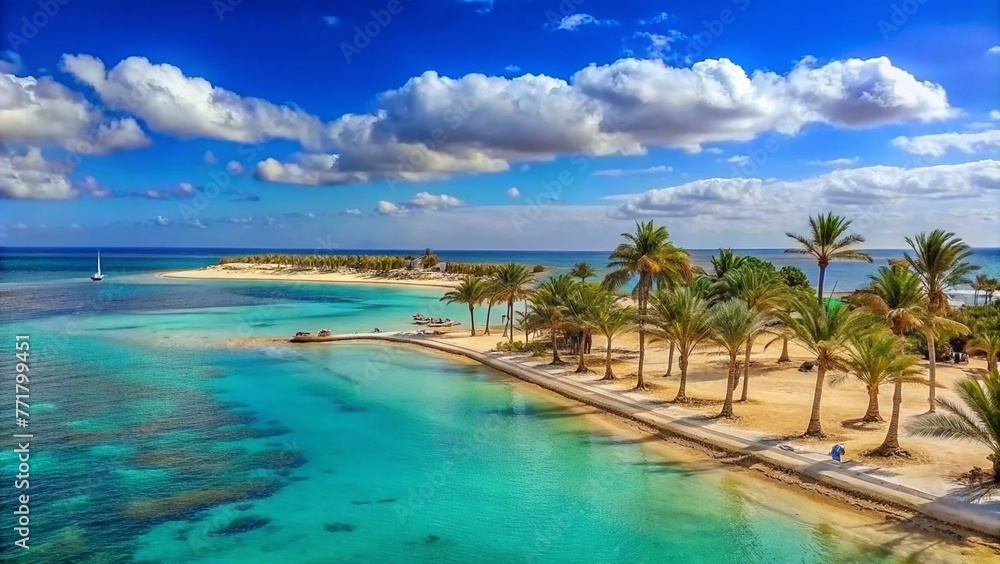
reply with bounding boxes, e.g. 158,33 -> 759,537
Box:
739,338 -> 753,402
805,364 -> 826,437
816,264 -> 827,306
603,335 -> 615,380
664,341 -> 674,377
635,278 -> 648,391
674,352 -> 688,402
927,333 -> 937,413
862,386 -> 883,422
576,332 -> 589,373
508,300 -> 515,343
550,329 -> 563,365
876,378 -> 903,454
721,352 -> 737,417
468,305 -> 476,336
524,303 -> 529,343
484,301 -> 493,336
778,336 -> 790,363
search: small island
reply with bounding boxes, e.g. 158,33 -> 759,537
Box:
159,249 -> 546,290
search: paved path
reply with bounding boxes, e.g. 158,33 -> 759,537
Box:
316,333 -> 1000,537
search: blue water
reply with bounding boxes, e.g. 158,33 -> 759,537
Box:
5,246 -> 997,297
0,248 -> 984,562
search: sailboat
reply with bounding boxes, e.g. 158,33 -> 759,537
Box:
91,250 -> 104,281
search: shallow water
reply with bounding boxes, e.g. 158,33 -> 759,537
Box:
0,250 -> 965,562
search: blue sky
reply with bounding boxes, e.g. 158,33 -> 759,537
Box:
1,0 -> 998,249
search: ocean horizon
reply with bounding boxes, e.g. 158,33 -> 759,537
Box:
5,246 -> 998,300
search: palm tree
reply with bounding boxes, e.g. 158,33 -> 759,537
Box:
709,248 -> 747,280
972,274 -> 990,306
834,332 -> 922,423
910,369 -> 1000,481
567,283 -> 633,378
529,275 -> 579,366
493,263 -> 536,343
780,298 -> 872,436
903,231 -> 978,411
869,338 -> 925,457
440,277 -> 488,336
603,221 -> 693,390
481,279 -> 499,336
785,212 -> 872,305
649,286 -> 713,401
853,264 -> 970,413
570,262 -> 597,282
709,299 -> 768,418
904,229 -> 978,314
717,267 -> 785,402
985,277 -> 1000,306
968,331 -> 1000,373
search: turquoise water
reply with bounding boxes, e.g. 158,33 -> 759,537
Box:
0,250 -> 963,562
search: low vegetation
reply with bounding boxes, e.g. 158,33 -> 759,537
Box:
217,250 -> 505,276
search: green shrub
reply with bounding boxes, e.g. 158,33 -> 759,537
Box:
532,265 -> 546,273
494,340 -> 547,354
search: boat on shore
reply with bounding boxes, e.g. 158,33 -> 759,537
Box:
290,329 -> 338,343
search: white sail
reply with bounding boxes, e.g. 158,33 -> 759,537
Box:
92,250 -> 104,280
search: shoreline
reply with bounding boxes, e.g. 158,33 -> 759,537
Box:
395,344 -> 989,560
157,264 -> 462,289
313,332 -> 1000,547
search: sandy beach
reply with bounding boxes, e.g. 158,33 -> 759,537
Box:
440,326 -> 994,495
158,263 -> 463,289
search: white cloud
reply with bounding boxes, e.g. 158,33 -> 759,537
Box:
283,56 -> 953,185
808,156 -> 859,166
627,30 -> 689,63
0,147 -> 76,199
638,12 -> 672,25
991,110 -> 1000,120
323,16 -> 340,26
203,151 -> 217,164
504,64 -> 521,73
344,208 -> 362,215
592,165 -> 672,176
551,14 -> 619,31
987,46 -> 1000,55
0,72 -> 150,154
705,147 -> 723,154
60,55 -> 324,148
77,176 -> 111,198
727,155 -> 751,165
409,191 -> 461,209
48,53 -> 954,188
376,200 -> 403,215
189,219 -> 206,229
226,160 -> 246,175
154,215 -> 170,226
376,192 -> 462,215
614,160 -> 1000,220
892,130 -> 1000,156
507,186 -> 520,198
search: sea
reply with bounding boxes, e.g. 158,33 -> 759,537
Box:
0,247 -> 996,563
